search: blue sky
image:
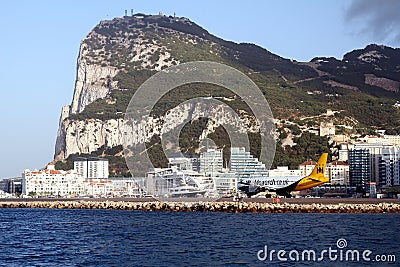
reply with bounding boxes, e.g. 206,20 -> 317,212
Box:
0,0 -> 399,178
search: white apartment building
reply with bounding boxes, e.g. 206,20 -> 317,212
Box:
327,161 -> 350,185
74,157 -> 109,179
111,177 -> 144,197
22,165 -> 84,197
200,149 -> 223,175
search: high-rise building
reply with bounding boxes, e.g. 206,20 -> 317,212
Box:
229,147 -> 268,179
200,149 -> 223,175
341,142 -> 395,186
74,157 -> 109,179
380,146 -> 400,186
348,149 -> 370,189
353,143 -> 385,184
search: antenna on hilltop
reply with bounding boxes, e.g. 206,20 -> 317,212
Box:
174,12 -> 176,18
131,9 -> 134,16
124,10 -> 127,16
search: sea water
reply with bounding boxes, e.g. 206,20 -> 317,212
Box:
0,209 -> 398,266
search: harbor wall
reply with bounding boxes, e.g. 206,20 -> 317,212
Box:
1,201 -> 400,213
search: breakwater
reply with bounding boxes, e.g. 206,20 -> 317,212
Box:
1,200 -> 400,213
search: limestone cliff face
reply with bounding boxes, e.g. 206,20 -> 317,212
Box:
54,105 -> 71,160
56,101 -> 254,159
55,41 -> 119,159
58,118 -> 125,157
70,42 -> 119,114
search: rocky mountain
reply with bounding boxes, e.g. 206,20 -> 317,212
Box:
54,13 -> 400,173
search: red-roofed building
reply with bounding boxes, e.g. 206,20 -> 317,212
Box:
83,179 -> 113,197
22,165 -> 84,197
22,164 -> 141,198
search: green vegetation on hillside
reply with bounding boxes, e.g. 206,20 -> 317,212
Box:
273,132 -> 331,169
179,118 -> 209,155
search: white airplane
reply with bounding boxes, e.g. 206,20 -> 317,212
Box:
238,153 -> 329,197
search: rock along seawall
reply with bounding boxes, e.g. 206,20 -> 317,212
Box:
1,201 -> 400,213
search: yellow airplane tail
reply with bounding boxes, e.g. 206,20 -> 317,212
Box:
308,153 -> 329,182
293,153 -> 330,192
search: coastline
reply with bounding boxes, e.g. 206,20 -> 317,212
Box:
1,198 -> 400,213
